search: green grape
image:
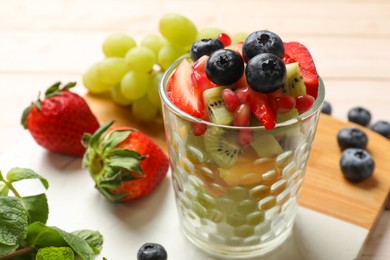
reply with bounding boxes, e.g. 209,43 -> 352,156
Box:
231,32 -> 248,43
196,27 -> 224,40
125,46 -> 156,73
157,44 -> 186,70
97,57 -> 128,85
132,95 -> 158,122
102,33 -> 136,57
111,84 -> 133,106
141,34 -> 167,56
147,71 -> 163,107
83,63 -> 114,93
159,13 -> 197,48
120,71 -> 150,100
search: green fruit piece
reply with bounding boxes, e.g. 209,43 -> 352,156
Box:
250,134 -> 283,158
276,108 -> 299,123
282,62 -> 306,97
203,86 -> 234,125
203,127 -> 242,169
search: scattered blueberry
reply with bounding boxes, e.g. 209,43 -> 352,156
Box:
370,120 -> 390,140
245,53 -> 286,93
242,30 -> 284,62
337,127 -> 368,150
347,106 -> 371,126
339,148 -> 374,182
190,38 -> 224,62
205,49 -> 244,86
137,243 -> 167,260
321,100 -> 332,115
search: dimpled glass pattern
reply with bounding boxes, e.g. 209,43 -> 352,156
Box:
159,57 -> 324,258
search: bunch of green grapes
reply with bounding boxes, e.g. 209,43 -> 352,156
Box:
82,13 -> 247,122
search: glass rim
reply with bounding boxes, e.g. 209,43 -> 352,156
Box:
159,55 -> 325,130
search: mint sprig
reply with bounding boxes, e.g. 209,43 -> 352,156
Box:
0,168 -> 104,260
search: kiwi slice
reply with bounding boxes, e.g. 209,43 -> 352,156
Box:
276,108 -> 300,123
203,127 -> 242,169
282,62 -> 306,97
203,86 -> 234,125
250,133 -> 283,158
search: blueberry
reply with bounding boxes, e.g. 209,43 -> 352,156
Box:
337,127 -> 368,150
321,100 -> 332,115
370,120 -> 390,140
205,49 -> 244,86
340,148 -> 374,182
245,53 -> 286,93
190,38 -> 224,62
137,243 -> 167,260
347,107 -> 371,126
242,30 -> 284,62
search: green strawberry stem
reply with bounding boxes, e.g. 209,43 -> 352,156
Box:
82,121 -> 147,203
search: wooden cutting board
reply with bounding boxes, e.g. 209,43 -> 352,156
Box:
85,93 -> 390,234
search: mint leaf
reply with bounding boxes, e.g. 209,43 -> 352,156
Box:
72,230 -> 103,254
0,182 -> 8,196
27,222 -> 67,248
21,193 -> 49,224
0,196 -> 28,246
52,227 -> 95,260
6,168 -> 49,190
27,223 -> 96,260
0,243 -> 18,257
36,247 -> 74,260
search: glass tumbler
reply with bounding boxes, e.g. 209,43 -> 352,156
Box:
159,56 -> 325,258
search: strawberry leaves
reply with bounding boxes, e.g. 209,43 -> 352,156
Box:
82,121 -> 148,203
0,168 -> 103,259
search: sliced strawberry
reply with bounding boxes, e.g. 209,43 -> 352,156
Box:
248,91 -> 276,130
167,59 -> 205,119
283,41 -> 319,98
191,55 -> 216,92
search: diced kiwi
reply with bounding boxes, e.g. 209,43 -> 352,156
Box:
203,127 -> 242,169
203,86 -> 234,125
282,62 -> 306,97
276,108 -> 300,123
250,133 -> 283,158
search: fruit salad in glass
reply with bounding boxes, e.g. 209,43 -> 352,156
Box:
159,30 -> 324,258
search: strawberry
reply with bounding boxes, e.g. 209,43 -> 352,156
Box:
21,82 -> 100,157
283,41 -> 319,98
167,59 -> 205,119
248,91 -> 276,130
82,121 -> 169,203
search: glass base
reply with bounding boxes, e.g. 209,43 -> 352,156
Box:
182,222 -> 293,259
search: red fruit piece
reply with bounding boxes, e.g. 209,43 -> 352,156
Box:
269,89 -> 296,113
21,82 -> 100,157
234,103 -> 253,146
295,94 -> 315,114
168,59 -> 205,119
283,41 -> 319,98
222,88 -> 240,112
191,55 -> 216,92
82,121 -> 169,203
191,121 -> 208,136
248,92 -> 276,130
235,86 -> 252,104
218,33 -> 232,47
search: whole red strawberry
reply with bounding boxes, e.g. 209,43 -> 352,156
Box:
21,82 -> 100,157
82,121 -> 169,203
